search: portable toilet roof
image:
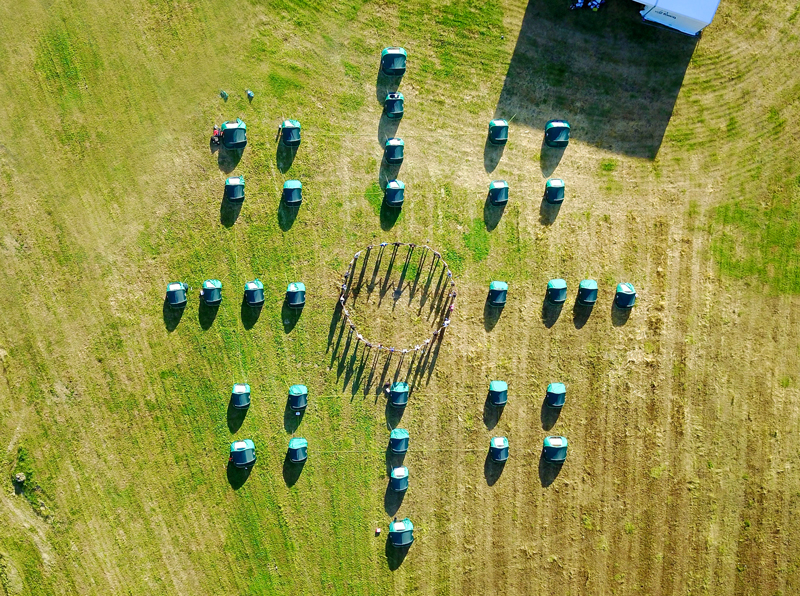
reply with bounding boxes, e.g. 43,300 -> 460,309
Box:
225,176 -> 245,202
384,92 -> 405,118
577,279 -> 598,305
488,119 -> 509,145
288,437 -> 308,462
166,281 -> 188,308
388,517 -> 415,547
389,466 -> 409,492
546,279 -> 568,304
389,428 -> 410,453
545,382 -> 566,408
384,138 -> 404,164
544,179 -> 565,204
488,281 -> 508,307
282,180 -> 302,206
286,282 -> 306,309
544,120 -> 570,147
639,0 -> 720,36
381,47 -> 407,76
384,180 -> 405,207
615,282 -> 637,309
244,279 -> 265,307
288,384 -> 308,410
488,380 -> 508,406
489,436 -> 509,462
201,279 -> 222,305
389,382 -> 409,408
231,383 -> 251,409
229,438 -> 256,468
220,118 -> 248,149
488,180 -> 509,206
280,119 -> 302,147
543,435 -> 568,463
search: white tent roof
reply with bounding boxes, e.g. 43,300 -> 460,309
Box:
650,0 -> 719,23
639,0 -> 720,34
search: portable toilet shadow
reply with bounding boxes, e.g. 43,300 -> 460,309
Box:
540,120 -> 568,177
484,380 -> 507,429
612,282 -> 636,326
385,466 -> 408,516
573,279 -> 597,329
542,278 -> 566,327
484,119 -> 508,173
484,180 -> 508,231
539,179 -> 564,225
284,384 -> 307,433
228,439 -> 256,489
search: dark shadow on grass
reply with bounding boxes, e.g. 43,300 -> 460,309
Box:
541,301 -> 563,328
327,302 -> 343,352
227,400 -> 247,433
376,71 -> 400,104
484,451 -> 506,486
484,136 -> 505,173
378,113 -> 401,145
540,401 -> 561,431
227,460 -> 252,490
611,302 -> 632,327
283,452 -> 306,487
384,483 -> 406,516
284,400 -> 305,433
385,402 -> 405,430
380,203 -> 401,231
484,300 -> 502,331
198,300 -> 219,330
278,201 -> 299,231
281,301 -> 301,333
539,196 -> 561,225
573,301 -> 593,329
218,147 -> 242,174
162,297 -> 183,332
483,396 -> 503,430
539,451 -> 563,488
484,193 -> 506,231
241,298 -> 262,330
276,144 -> 297,173
540,138 -> 565,177
385,446 -> 406,476
385,538 -> 409,571
220,198 -> 243,228
379,161 -> 401,188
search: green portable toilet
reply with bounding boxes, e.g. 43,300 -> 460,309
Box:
389,466 -> 409,492
384,180 -> 405,207
286,282 -> 306,309
288,384 -> 308,410
384,138 -> 404,164
225,176 -> 245,202
381,47 -> 407,76
488,180 -> 509,206
577,279 -> 598,305
488,281 -> 508,307
544,179 -> 565,204
543,436 -> 568,463
488,119 -> 509,145
546,279 -> 567,304
388,518 -> 415,547
489,436 -> 509,462
244,279 -> 265,307
280,119 -> 301,147
389,382 -> 409,408
283,180 -> 302,206
488,380 -> 508,406
220,118 -> 247,150
231,383 -> 251,409
384,92 -> 404,119
615,282 -> 636,309
166,282 -> 188,309
229,439 -> 256,468
288,438 -> 308,463
545,383 -> 566,408
389,428 -> 410,454
200,279 -> 222,306
544,120 -> 570,148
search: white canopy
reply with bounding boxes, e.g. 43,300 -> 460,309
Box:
638,0 -> 720,35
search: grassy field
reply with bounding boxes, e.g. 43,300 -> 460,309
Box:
1,0 -> 800,594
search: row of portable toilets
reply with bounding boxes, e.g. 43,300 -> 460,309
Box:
165,279 -> 307,310
487,279 -> 637,309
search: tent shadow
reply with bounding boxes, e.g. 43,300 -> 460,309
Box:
538,451 -> 563,488
379,161 -> 401,188
198,300 -> 219,330
380,203 -> 401,231
540,400 -> 561,431
227,399 -> 248,433
484,136 -> 505,173
283,400 -> 305,433
541,301 -> 563,328
162,297 -> 184,332
385,401 -> 405,430
375,70 -> 400,104
226,460 -> 252,490
281,301 -> 301,333
539,196 -> 561,225
483,194 -> 506,231
483,395 -> 503,430
385,538 -> 410,571
378,113 -> 401,144
241,298 -> 262,330
540,137 -> 565,177
384,484 -> 405,516
484,451 -> 506,486
283,452 -> 306,487
573,301 -> 593,329
276,144 -> 297,173
220,197 -> 242,228
278,201 -> 299,231
483,300 -> 502,331
217,147 -> 242,174
611,302 -> 632,327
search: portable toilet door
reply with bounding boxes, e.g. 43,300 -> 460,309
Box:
389,428 -> 410,454
225,176 -> 245,202
384,180 -> 405,208
577,279 -> 598,305
231,383 -> 252,409
546,279 -> 568,304
615,283 -> 637,309
543,435 -> 568,463
384,138 -> 404,164
283,180 -> 302,206
229,439 -> 257,468
286,282 -> 306,309
280,120 -> 302,147
288,384 -> 308,410
384,92 -> 405,119
489,436 -> 509,462
221,118 -> 248,150
381,47 -> 407,77
389,382 -> 409,408
166,282 -> 188,309
488,281 -> 508,307
288,438 -> 308,463
544,179 -> 565,204
488,180 -> 509,206
544,120 -> 570,148
545,383 -> 566,408
488,380 -> 508,406
488,119 -> 509,145
201,279 -> 222,306
388,518 -> 415,547
244,279 -> 265,307
390,466 -> 409,492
